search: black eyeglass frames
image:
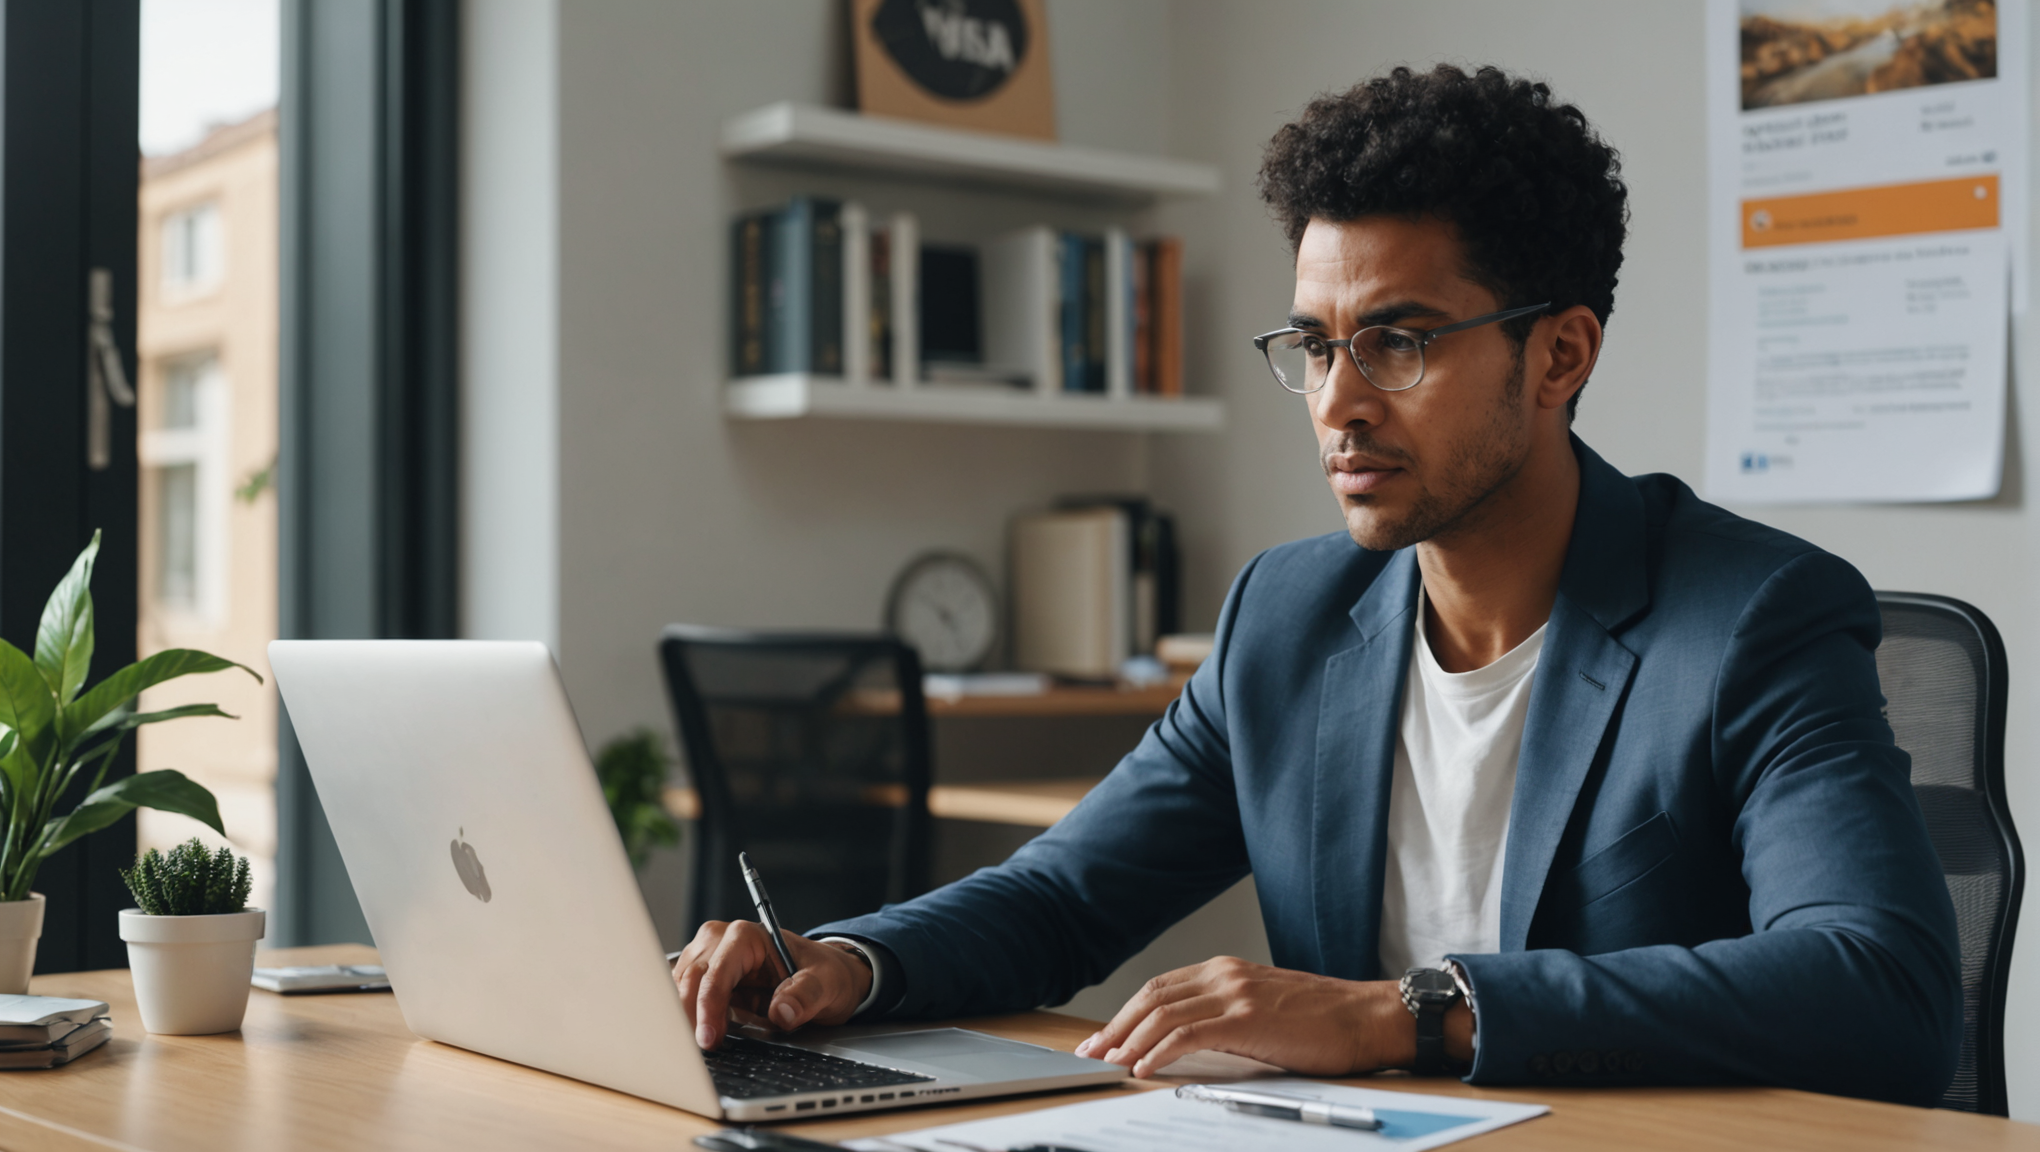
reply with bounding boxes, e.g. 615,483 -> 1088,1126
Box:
1251,301 -> 1550,394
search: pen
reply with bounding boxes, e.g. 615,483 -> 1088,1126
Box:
1174,1083 -> 1382,1130
738,852 -> 800,981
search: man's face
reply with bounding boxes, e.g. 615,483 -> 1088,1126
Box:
1293,215 -> 1537,552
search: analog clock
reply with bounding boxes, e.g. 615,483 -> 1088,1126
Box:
886,552 -> 1000,673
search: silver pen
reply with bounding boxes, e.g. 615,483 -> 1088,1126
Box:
738,852 -> 799,980
1175,1084 -> 1382,1130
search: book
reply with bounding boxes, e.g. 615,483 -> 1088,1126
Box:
1150,236 -> 1183,396
761,197 -> 844,377
1056,495 -> 1179,656
810,199 -> 845,376
729,209 -> 771,377
0,1018 -> 110,1069
919,245 -> 982,365
982,226 -> 1060,394
1058,231 -> 1087,392
1082,236 -> 1106,394
889,211 -> 919,387
251,964 -> 392,994
0,994 -> 111,1045
1105,227 -> 1133,398
1132,241 -> 1153,393
1010,506 -> 1131,680
869,222 -> 893,381
841,201 -> 870,384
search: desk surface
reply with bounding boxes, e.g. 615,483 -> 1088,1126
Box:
8,945 -> 2033,1152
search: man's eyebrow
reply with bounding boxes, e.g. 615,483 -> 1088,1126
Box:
1287,310 -> 1326,330
1357,299 -> 1450,328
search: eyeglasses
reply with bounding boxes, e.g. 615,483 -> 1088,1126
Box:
1251,302 -> 1550,394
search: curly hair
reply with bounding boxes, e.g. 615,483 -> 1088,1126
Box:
1257,65 -> 1627,419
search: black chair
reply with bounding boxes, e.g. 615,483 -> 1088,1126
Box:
1875,593 -> 2023,1115
658,626 -> 933,939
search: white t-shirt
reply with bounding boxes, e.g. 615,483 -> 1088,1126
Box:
1377,588 -> 1545,979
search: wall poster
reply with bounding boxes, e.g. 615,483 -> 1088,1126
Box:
1706,0 -> 2028,504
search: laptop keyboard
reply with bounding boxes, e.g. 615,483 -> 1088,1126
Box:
703,1035 -> 936,1100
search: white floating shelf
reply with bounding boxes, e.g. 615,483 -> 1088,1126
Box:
725,374 -> 1226,433
721,103 -> 1220,202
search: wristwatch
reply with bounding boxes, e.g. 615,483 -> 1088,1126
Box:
1400,967 -> 1462,1075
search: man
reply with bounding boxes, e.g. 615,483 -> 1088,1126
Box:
674,65 -> 1961,1104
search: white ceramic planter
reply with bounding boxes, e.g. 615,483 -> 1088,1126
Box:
0,893 -> 45,994
118,908 -> 265,1035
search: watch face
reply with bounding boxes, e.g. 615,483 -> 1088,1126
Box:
886,553 -> 999,673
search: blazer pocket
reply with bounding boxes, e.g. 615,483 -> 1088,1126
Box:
1573,811 -> 1679,907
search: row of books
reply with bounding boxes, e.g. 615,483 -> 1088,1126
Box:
728,197 -> 1184,396
1010,497 -> 1179,681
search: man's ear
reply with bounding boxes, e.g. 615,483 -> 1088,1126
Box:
1534,305 -> 1602,412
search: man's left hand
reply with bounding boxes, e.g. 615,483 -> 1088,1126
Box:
1071,956 -> 1469,1079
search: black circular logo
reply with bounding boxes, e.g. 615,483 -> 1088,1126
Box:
871,0 -> 1029,102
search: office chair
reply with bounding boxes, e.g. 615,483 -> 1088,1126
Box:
1875,592 -> 2023,1116
658,626 -> 933,939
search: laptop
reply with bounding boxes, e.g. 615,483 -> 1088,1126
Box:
268,639 -> 1127,1121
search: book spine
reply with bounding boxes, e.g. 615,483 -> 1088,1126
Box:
811,199 -> 844,377
771,201 -> 807,374
891,211 -> 919,387
871,225 -> 892,382
841,202 -> 869,385
1104,227 -> 1131,399
1152,236 -> 1183,397
1059,232 -> 1086,393
1132,241 -> 1152,394
1083,236 -> 1106,395
731,212 -> 768,378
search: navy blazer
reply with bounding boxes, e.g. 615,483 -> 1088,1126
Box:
816,438 -> 1962,1105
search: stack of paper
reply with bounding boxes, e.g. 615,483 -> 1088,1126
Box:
0,994 -> 111,1069
849,1079 -> 1547,1152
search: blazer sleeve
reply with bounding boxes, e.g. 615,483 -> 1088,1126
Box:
1450,551 -> 1963,1105
807,555 -> 1264,1020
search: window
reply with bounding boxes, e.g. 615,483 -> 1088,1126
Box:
140,353 -> 227,620
161,201 -> 222,294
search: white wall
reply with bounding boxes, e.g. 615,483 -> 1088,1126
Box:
1153,0 -> 2040,1116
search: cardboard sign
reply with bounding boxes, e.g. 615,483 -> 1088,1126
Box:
852,0 -> 1056,140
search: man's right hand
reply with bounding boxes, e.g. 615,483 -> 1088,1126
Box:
671,920 -> 874,1050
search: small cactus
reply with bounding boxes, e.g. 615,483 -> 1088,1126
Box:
120,838 -> 252,916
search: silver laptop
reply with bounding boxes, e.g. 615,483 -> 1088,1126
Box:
269,639 -> 1126,1121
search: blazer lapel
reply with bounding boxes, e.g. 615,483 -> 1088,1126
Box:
1498,438 -> 1650,950
1310,548 -> 1420,981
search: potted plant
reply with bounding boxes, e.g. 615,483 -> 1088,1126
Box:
118,839 -> 261,1034
0,531 -> 257,993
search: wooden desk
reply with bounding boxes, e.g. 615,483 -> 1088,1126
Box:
664,776 -> 1099,828
6,946 -> 2032,1151
847,681 -> 1183,719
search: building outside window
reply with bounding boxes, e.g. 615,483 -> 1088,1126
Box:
135,106 -> 279,914
160,200 -> 222,295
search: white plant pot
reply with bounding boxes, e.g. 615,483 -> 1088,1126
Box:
0,893 -> 45,995
119,908 -> 265,1035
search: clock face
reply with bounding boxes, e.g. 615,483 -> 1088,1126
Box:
887,553 -> 999,673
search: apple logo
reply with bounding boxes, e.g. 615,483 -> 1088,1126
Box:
450,828 -> 491,903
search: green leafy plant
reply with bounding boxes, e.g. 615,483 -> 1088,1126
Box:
120,838 -> 252,916
596,728 -> 679,869
0,531 -> 260,902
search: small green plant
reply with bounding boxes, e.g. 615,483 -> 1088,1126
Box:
0,530 -> 259,902
120,838 -> 251,916
595,728 -> 679,869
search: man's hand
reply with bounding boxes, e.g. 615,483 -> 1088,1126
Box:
671,920 -> 874,1049
1070,956 -> 1471,1079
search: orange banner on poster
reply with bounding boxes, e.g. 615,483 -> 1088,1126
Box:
1741,175 -> 1999,249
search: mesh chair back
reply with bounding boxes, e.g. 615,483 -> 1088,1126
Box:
1875,592 -> 2021,1115
659,627 -> 932,937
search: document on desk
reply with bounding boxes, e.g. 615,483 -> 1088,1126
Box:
1702,0 -> 2029,505
846,1080 -> 1547,1152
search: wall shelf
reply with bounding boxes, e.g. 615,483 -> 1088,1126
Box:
724,374 -> 1225,432
721,102 -> 1220,202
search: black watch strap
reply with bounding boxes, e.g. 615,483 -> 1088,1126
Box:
1400,967 -> 1461,1076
